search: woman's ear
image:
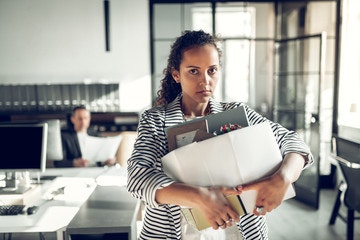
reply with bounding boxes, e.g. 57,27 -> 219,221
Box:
172,70 -> 180,83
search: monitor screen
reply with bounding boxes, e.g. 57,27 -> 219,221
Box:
0,123 -> 47,172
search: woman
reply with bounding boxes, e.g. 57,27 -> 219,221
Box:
127,30 -> 313,239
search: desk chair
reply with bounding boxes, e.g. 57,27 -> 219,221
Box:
329,136 -> 360,240
116,131 -> 137,167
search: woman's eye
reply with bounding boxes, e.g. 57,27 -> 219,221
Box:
189,69 -> 198,75
208,67 -> 218,75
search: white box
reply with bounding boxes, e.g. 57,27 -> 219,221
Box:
162,122 -> 295,219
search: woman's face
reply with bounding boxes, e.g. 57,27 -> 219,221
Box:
172,44 -> 220,106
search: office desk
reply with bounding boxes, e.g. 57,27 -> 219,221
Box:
0,175 -> 96,240
0,166 -> 139,240
66,185 -> 140,240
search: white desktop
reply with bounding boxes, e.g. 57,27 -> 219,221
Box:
0,166 -> 136,240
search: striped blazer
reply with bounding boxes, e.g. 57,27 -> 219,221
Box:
127,95 -> 313,240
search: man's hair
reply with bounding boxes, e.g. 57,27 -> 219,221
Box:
71,105 -> 88,116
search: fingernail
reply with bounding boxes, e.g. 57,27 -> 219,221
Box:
236,186 -> 243,192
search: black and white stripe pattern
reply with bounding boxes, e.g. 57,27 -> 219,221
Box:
238,214 -> 268,240
127,95 -> 313,240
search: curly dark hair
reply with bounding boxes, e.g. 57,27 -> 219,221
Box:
155,30 -> 222,106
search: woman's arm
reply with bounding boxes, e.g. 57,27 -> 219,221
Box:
127,111 -> 173,205
156,182 -> 241,229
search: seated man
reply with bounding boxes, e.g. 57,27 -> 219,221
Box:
54,105 -> 116,168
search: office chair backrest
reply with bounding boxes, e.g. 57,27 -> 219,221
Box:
332,136 -> 360,212
116,131 -> 137,167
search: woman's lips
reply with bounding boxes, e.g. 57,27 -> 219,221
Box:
197,90 -> 212,96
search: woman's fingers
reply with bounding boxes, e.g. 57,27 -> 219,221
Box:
221,186 -> 243,195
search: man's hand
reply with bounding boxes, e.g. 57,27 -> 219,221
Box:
73,158 -> 90,167
103,158 -> 116,166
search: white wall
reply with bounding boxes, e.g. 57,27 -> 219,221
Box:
0,0 -> 150,85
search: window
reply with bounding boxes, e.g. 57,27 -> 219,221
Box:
151,2 -> 258,104
337,0 -> 360,141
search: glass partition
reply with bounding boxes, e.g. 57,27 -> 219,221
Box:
273,33 -> 328,209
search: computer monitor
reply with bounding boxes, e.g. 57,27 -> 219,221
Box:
0,122 -> 48,192
0,119 -> 63,161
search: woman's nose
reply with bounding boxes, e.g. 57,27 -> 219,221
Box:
200,72 -> 211,85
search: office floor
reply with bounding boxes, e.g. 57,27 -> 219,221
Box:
267,189 -> 360,240
3,189 -> 359,240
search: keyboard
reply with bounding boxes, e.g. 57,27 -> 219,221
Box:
0,204 -> 25,215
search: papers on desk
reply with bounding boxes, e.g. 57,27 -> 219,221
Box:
82,135 -> 122,164
42,177 -> 96,203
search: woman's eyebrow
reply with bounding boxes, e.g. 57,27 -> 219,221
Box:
185,65 -> 200,68
185,64 -> 219,68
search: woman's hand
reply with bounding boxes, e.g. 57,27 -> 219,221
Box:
156,182 -> 242,230
241,171 -> 290,216
195,186 -> 242,230
240,152 -> 306,216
